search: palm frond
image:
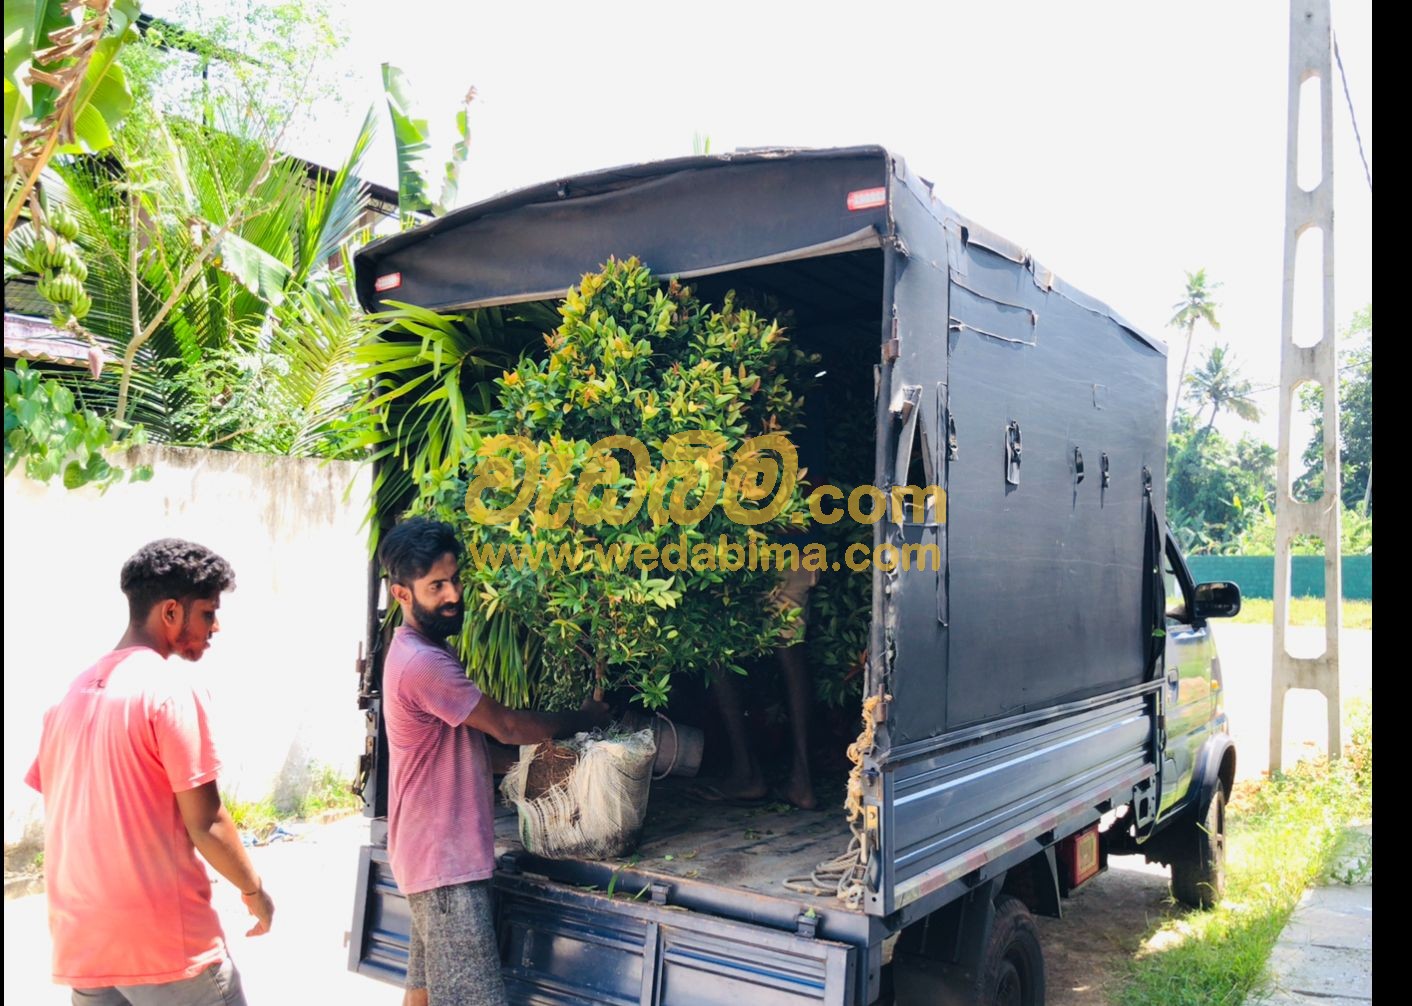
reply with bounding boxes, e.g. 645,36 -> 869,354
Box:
295,108 -> 376,278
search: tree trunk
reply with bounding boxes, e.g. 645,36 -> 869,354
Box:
1170,321 -> 1196,430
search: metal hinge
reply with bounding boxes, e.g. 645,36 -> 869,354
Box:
356,640 -> 379,710
351,729 -> 374,801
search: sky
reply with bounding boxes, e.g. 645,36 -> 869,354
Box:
153,0 -> 1374,455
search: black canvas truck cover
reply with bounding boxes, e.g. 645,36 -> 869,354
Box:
354,146 -> 1168,921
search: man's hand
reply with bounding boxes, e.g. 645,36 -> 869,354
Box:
579,697 -> 611,731
241,883 -> 274,936
176,782 -> 275,936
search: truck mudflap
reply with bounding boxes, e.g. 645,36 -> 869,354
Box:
350,845 -> 860,1005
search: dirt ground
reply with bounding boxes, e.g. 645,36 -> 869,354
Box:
1037,855 -> 1180,1006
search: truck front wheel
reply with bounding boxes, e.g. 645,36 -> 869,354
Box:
1170,788 -> 1227,909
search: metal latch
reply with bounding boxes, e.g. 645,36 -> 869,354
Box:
650,882 -> 670,905
947,413 -> 958,460
795,911 -> 819,939
1101,452 -> 1111,488
866,855 -> 882,890
1074,447 -> 1085,485
1005,421 -> 1023,486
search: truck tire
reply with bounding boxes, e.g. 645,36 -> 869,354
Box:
1171,788 -> 1226,909
894,895 -> 1045,1006
975,896 -> 1045,1006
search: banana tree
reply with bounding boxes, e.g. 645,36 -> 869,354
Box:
5,0 -> 140,239
7,103 -> 378,452
380,63 -> 474,228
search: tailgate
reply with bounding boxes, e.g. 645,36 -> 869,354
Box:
349,844 -> 859,1005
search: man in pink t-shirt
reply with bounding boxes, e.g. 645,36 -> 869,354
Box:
377,518 -> 608,1006
27,539 -> 275,1005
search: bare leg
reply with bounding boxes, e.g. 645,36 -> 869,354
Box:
705,668 -> 767,800
779,644 -> 818,809
403,989 -> 428,1006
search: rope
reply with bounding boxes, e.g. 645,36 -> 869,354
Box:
783,834 -> 868,905
651,712 -> 680,781
784,692 -> 888,909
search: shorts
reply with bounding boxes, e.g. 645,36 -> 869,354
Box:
406,880 -> 506,1005
770,565 -> 820,645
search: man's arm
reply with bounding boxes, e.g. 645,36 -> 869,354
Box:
175,782 -> 275,936
464,694 -> 609,746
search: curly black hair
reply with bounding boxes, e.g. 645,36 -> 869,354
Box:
378,517 -> 463,586
120,539 -> 237,622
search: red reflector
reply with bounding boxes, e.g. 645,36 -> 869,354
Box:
847,187 -> 887,212
374,272 -> 403,292
1059,824 -> 1104,889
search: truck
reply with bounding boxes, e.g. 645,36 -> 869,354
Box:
347,146 -> 1240,1005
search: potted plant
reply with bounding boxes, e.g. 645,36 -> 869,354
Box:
463,257 -> 814,857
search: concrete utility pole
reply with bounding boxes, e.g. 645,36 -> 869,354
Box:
1271,0 -> 1342,773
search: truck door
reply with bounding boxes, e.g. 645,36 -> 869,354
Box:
1159,534 -> 1216,811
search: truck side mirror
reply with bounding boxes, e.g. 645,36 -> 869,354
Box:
1192,581 -> 1242,621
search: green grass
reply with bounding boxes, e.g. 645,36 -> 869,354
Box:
222,794 -> 280,839
1116,700 -> 1372,1006
1230,597 -> 1372,629
292,762 -> 363,818
222,763 -> 362,840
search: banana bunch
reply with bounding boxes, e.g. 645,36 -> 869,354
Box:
26,204 -> 92,325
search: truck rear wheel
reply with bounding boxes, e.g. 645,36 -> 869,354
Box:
1171,788 -> 1226,909
975,895 -> 1045,1006
891,893 -> 1046,1006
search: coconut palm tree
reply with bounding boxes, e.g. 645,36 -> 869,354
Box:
1169,268 -> 1222,430
1185,344 -> 1261,436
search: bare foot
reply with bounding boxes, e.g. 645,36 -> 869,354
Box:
689,775 -> 768,803
782,768 -> 818,810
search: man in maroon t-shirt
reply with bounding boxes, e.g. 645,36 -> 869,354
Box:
379,518 -> 608,1006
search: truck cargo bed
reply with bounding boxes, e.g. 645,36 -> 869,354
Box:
495,779 -> 856,908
